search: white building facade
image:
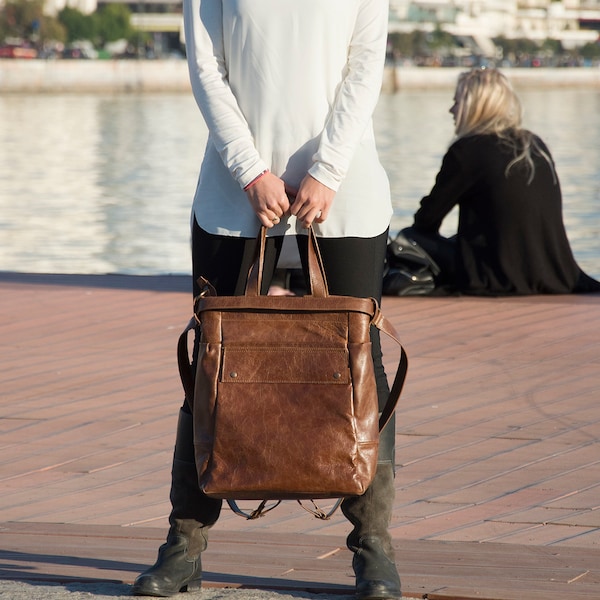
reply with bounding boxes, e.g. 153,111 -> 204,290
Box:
389,0 -> 600,48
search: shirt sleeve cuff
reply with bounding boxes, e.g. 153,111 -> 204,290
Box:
239,162 -> 270,190
307,163 -> 341,192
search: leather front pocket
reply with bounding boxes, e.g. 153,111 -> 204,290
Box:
220,346 -> 350,384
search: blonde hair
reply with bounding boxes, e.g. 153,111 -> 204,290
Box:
453,68 -> 554,183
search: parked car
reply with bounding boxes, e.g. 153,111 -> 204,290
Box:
0,45 -> 38,59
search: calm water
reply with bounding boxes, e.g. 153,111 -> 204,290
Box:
1,88 -> 599,278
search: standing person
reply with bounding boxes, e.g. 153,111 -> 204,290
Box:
397,67 -> 600,296
132,1 -> 401,599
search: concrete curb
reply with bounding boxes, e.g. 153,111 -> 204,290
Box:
1,61 -> 599,93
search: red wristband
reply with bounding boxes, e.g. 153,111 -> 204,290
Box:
243,169 -> 269,191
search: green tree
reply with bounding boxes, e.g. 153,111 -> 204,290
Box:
58,6 -> 96,44
1,0 -> 65,46
39,16 -> 66,45
96,4 -> 133,44
388,30 -> 429,59
580,40 -> 600,60
428,27 -> 455,52
493,35 -> 540,64
1,0 -> 42,40
540,38 -> 564,56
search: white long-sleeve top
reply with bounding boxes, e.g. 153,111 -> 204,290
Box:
183,0 -> 392,237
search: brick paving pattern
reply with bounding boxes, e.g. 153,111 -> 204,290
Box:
1,272 -> 599,599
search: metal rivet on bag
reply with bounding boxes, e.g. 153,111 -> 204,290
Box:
333,372 -> 341,380
229,371 -> 238,378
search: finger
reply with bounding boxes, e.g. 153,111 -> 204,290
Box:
269,195 -> 291,218
314,209 -> 327,223
258,213 -> 276,228
288,191 -> 310,217
300,208 -> 324,228
290,198 -> 310,219
261,210 -> 284,227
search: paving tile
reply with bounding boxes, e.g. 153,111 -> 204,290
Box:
543,484 -> 600,510
2,275 -> 600,599
486,524 -> 600,547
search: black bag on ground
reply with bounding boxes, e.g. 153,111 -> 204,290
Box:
383,229 -> 440,296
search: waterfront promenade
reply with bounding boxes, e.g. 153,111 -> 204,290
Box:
1,271 -> 599,599
1,61 -> 600,93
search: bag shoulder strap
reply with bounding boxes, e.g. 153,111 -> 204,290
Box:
371,308 -> 408,432
177,317 -> 196,406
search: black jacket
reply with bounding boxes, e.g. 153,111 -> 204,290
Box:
413,133 -> 599,295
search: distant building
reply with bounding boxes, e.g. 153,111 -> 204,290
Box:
44,0 -> 97,15
31,0 -> 600,55
389,0 -> 600,50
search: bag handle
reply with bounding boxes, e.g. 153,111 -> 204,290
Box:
178,230 -> 408,420
177,226 -> 330,405
246,225 -> 329,297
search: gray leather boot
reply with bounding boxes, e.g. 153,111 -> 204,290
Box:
341,418 -> 401,600
132,409 -> 221,597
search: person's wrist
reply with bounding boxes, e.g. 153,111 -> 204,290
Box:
243,169 -> 269,191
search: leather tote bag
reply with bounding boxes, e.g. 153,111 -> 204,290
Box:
178,226 -> 407,516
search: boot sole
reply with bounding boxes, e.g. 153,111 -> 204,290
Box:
132,576 -> 202,597
356,586 -> 402,600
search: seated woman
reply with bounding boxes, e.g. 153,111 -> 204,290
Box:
387,67 -> 600,296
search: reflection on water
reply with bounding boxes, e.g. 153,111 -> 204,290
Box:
0,94 -> 207,274
0,88 -> 598,278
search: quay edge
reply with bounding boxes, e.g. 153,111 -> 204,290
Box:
1,60 -> 599,93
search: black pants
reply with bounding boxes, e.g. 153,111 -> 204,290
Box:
189,219 -> 395,463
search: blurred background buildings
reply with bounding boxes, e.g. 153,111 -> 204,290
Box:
390,1 -> 600,48
1,0 -> 599,61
